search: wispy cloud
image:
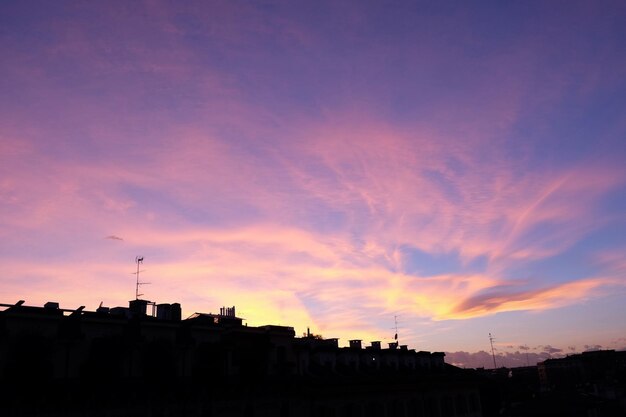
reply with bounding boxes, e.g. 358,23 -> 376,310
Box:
2,121 -> 625,338
448,277 -> 619,319
1,1 -> 626,352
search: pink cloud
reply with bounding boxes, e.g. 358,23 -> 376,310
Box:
2,115 -> 625,346
448,277 -> 620,319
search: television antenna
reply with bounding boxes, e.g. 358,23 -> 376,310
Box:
132,256 -> 150,299
489,333 -> 498,369
391,315 -> 400,344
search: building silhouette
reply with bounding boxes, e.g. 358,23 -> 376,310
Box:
472,350 -> 626,417
0,298 -> 484,416
533,350 -> 626,416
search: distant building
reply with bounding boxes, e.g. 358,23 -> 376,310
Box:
538,349 -> 626,392
534,350 -> 626,416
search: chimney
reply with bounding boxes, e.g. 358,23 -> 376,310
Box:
370,341 -> 381,350
96,305 -> 110,314
349,340 -> 362,349
157,303 -> 171,320
171,303 -> 181,321
129,299 -> 148,316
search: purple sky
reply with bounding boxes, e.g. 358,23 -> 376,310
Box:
1,1 -> 626,366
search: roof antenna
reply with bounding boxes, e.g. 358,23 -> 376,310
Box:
393,315 -> 400,344
489,333 -> 498,369
133,256 -> 149,299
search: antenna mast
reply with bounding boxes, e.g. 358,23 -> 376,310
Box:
393,315 -> 400,343
393,316 -> 399,343
489,333 -> 498,369
134,256 -> 149,299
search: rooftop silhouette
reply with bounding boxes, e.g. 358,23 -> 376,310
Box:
2,298 -> 624,416
0,297 -> 481,417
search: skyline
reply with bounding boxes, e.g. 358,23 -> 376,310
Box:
1,1 -> 626,366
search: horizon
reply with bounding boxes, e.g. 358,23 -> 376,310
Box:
2,296 -> 622,370
1,1 -> 626,369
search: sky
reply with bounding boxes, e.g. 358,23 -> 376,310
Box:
1,1 -> 626,368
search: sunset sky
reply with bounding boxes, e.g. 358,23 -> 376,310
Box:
1,1 -> 625,367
